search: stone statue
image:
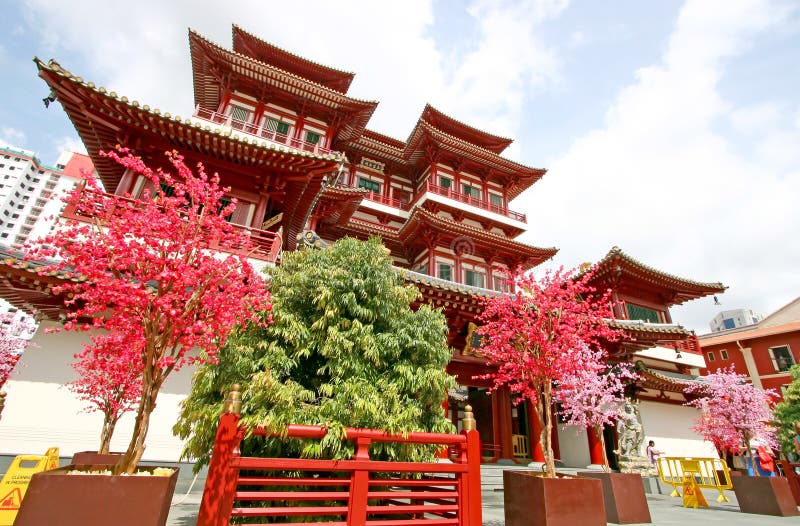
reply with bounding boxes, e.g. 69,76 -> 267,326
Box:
616,401 -> 644,457
614,399 -> 656,476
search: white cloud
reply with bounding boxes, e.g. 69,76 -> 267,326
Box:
0,127 -> 26,148
53,135 -> 87,156
729,102 -> 781,134
519,0 -> 799,332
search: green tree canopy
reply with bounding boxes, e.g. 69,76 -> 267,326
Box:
774,364 -> 800,458
175,237 -> 455,470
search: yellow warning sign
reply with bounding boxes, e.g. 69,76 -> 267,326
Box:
0,447 -> 59,526
682,477 -> 709,509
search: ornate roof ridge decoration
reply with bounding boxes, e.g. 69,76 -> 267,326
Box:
635,364 -> 701,393
607,318 -> 691,336
189,29 -> 377,107
589,246 -> 726,305
232,25 -> 355,93
361,129 -> 406,150
395,267 -> 502,299
34,57 -> 343,192
400,207 -> 558,263
405,121 -> 546,200
420,104 -> 513,154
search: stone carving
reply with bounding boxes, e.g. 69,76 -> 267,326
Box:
615,399 -> 657,476
297,230 -> 329,250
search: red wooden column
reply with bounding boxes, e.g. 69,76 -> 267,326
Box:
492,387 -> 514,462
587,426 -> 604,465
526,403 -> 545,463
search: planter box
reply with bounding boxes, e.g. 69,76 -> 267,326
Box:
579,471 -> 651,524
14,464 -> 178,526
504,470 -> 606,526
732,475 -> 799,517
70,451 -> 124,466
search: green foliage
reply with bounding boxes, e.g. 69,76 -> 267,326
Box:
175,237 -> 456,471
774,364 -> 800,457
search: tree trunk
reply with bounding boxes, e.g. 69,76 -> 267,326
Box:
597,425 -> 610,473
98,409 -> 119,455
116,368 -> 162,474
537,381 -> 556,478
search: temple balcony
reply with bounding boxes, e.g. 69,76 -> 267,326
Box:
191,106 -> 336,156
418,181 -> 527,229
62,186 -> 282,265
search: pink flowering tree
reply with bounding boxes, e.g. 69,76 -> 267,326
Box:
26,148 -> 271,474
0,313 -> 34,388
0,313 -> 35,419
67,333 -> 142,454
684,366 -> 777,473
555,346 -> 637,471
477,267 -> 623,477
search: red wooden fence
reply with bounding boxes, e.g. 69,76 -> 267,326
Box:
197,388 -> 482,526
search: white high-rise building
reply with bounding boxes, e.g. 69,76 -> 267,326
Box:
0,144 -> 94,324
709,308 -> 764,332
0,144 -> 93,248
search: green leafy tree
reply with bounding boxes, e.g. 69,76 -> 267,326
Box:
175,237 -> 455,470
774,364 -> 800,458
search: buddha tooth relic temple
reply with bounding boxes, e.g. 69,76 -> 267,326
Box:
0,26 -> 727,466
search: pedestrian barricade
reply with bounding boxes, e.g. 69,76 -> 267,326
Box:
197,386 -> 482,526
657,456 -> 732,506
0,447 -> 59,526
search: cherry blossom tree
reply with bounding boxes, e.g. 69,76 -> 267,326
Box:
67,333 -> 142,454
555,346 -> 637,471
684,366 -> 777,473
26,148 -> 271,474
0,313 -> 35,420
477,267 -> 623,477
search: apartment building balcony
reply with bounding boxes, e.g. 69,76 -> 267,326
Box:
192,106 -> 334,156
62,186 -> 282,263
423,182 -> 527,223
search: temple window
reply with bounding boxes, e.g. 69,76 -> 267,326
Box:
461,183 -> 481,199
358,177 -> 381,193
625,303 -> 662,323
706,351 -> 715,362
305,131 -> 321,145
769,345 -> 795,372
493,275 -> 509,292
393,188 -> 411,206
465,269 -> 485,288
438,263 -> 452,281
264,117 -> 290,136
439,176 -> 452,189
489,193 -> 503,209
720,349 -> 729,360
227,104 -> 250,122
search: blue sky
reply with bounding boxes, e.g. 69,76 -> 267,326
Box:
1,0 -> 799,333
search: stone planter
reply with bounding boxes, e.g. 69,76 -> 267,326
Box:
579,471 -> 651,524
14,464 -> 178,526
732,475 -> 799,517
504,470 -> 606,526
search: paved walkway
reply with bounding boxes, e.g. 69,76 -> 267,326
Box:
164,467 -> 800,526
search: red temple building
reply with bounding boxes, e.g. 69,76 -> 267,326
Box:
0,27 -> 726,466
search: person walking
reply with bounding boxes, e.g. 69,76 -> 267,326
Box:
646,440 -> 663,467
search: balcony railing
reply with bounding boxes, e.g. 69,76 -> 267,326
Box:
193,106 -> 334,156
62,186 -> 282,263
424,182 -> 526,222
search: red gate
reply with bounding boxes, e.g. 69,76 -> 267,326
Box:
197,387 -> 482,526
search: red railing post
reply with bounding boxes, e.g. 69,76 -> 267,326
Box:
460,405 -> 482,526
347,436 -> 372,526
197,386 -> 244,526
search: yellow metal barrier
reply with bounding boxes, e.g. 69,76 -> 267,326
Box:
657,456 -> 732,507
512,434 -> 529,458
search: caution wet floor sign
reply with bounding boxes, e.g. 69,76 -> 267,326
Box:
0,447 -> 58,526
